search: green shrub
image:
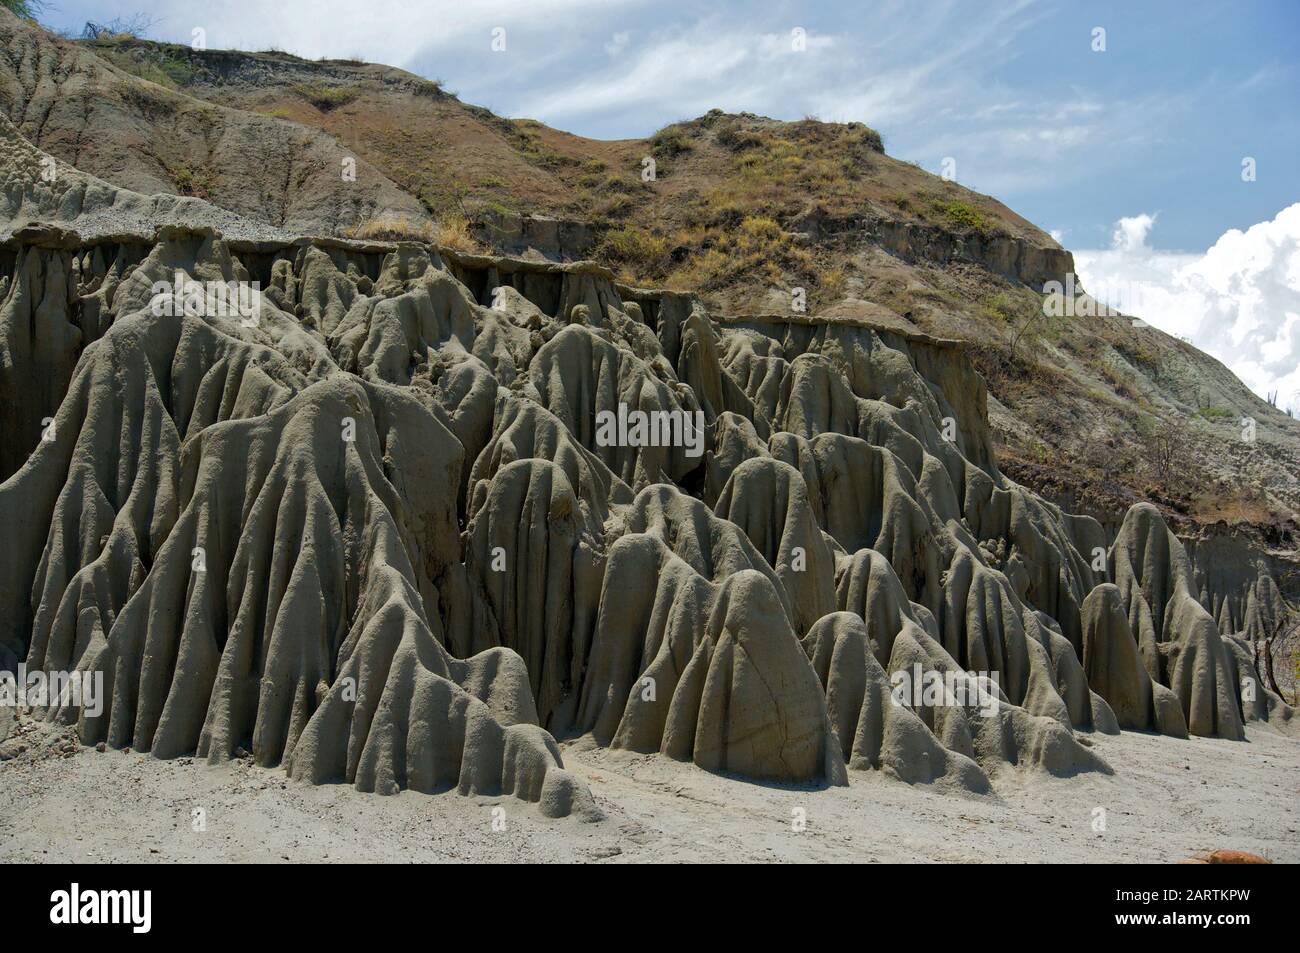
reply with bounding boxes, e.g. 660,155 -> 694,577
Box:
715,120 -> 763,152
980,293 -> 1020,323
651,126 -> 694,158
1,0 -> 42,18
291,82 -> 359,111
600,226 -> 669,267
933,200 -> 989,233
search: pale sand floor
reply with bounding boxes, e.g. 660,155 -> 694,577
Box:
2,715 -> 1296,863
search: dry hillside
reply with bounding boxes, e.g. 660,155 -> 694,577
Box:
17,26 -> 1290,569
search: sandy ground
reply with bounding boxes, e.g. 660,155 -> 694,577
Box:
1,713 -> 1296,864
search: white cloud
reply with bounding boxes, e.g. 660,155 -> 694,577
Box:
517,27 -> 757,119
514,21 -> 843,122
1074,205 -> 1300,410
901,86 -> 1187,196
114,0 -> 646,66
1111,213 -> 1157,252
510,1 -> 1043,135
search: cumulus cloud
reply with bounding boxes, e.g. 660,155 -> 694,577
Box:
1111,213 -> 1157,252
1074,205 -> 1300,411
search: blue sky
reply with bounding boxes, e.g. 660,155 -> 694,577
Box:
35,0 -> 1300,404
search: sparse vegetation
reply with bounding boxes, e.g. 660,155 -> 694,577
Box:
118,83 -> 175,117
717,122 -> 871,201
598,225 -> 670,273
345,214 -> 435,243
433,213 -> 484,254
714,118 -> 763,152
344,212 -> 484,254
84,36 -> 197,89
592,193 -> 636,218
79,15 -> 157,40
585,115 -> 892,303
253,105 -> 294,120
933,199 -> 989,233
162,159 -> 213,199
291,83 -> 359,111
650,125 -> 694,159
989,290 -> 1054,362
1,0 -> 43,19
666,215 -> 821,294
507,119 -> 577,172
980,293 -> 1019,324
1138,415 -> 1193,484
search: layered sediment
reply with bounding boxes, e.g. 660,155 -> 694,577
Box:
1,101 -> 1294,818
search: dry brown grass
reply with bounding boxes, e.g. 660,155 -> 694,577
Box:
639,214 -> 827,301
1190,492 -> 1285,527
345,214 -> 435,243
432,213 -> 485,254
345,213 -> 485,254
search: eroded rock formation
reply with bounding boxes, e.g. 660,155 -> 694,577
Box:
1,101 -> 1294,819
